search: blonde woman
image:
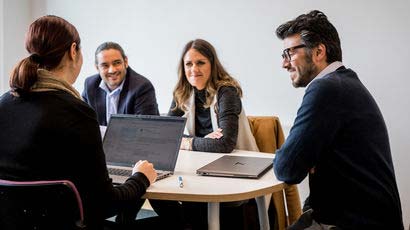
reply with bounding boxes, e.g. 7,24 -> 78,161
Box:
152,39 -> 259,229
169,38 -> 258,153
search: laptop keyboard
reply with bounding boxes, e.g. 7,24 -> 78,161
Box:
108,167 -> 132,176
108,167 -> 171,180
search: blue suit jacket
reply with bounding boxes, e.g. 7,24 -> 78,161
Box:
82,67 -> 159,125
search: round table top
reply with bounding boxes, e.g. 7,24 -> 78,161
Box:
143,150 -> 284,202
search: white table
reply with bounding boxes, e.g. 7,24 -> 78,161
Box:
142,150 -> 285,230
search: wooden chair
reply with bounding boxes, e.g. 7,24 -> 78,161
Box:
0,179 -> 86,230
248,116 -> 302,230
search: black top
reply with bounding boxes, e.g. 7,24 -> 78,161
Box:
0,91 -> 150,229
274,67 -> 403,229
168,86 -> 242,153
194,89 -> 213,137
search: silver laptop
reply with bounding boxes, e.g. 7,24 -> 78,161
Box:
103,114 -> 186,184
196,155 -> 273,179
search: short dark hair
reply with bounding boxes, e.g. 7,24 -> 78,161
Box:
276,10 -> 342,63
94,42 -> 127,65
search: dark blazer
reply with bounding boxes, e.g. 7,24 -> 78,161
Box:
82,67 -> 159,125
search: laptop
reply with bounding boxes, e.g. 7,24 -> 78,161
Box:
103,114 -> 186,184
196,155 -> 273,179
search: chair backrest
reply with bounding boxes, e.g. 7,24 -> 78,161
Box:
247,116 -> 302,228
0,179 -> 85,230
247,115 -> 285,153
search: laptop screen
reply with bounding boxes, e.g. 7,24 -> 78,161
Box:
103,115 -> 186,171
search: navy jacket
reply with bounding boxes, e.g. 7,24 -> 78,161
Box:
274,67 -> 403,229
82,67 -> 159,125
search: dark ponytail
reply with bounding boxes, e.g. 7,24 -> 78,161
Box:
10,55 -> 40,96
9,15 -> 80,96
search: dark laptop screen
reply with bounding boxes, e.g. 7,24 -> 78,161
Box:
103,115 -> 186,171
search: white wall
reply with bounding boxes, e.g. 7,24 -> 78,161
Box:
2,0 -> 410,226
0,0 -> 4,90
0,0 -> 32,91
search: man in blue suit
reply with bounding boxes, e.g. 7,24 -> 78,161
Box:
82,42 -> 159,126
273,10 -> 403,229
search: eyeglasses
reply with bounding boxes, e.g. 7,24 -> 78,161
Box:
281,44 -> 306,61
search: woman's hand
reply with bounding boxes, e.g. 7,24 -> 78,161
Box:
180,137 -> 193,150
205,128 -> 223,139
132,160 -> 157,185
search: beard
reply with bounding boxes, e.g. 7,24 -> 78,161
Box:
292,54 -> 318,88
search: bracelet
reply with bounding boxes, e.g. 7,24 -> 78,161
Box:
182,137 -> 193,151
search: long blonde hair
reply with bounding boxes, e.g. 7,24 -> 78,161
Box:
172,39 -> 242,111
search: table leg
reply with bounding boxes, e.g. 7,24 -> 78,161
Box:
256,195 -> 270,230
207,202 -> 220,230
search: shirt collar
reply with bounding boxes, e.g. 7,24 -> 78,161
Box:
307,61 -> 343,88
99,77 -> 125,95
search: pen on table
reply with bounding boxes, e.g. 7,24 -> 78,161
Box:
178,176 -> 184,188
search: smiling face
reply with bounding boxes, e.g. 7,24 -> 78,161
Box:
282,34 -> 318,88
95,49 -> 128,91
183,48 -> 211,90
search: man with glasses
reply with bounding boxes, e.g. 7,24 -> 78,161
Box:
82,42 -> 159,126
273,10 -> 403,229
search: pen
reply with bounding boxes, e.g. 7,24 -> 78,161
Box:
178,176 -> 184,188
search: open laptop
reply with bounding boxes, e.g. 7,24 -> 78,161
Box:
103,114 -> 186,184
196,155 -> 273,179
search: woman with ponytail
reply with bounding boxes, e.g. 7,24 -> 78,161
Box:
0,15 -> 157,229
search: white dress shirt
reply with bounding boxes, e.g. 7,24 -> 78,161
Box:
307,61 -> 343,88
99,79 -> 125,125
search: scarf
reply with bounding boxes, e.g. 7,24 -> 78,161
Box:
31,69 -> 81,100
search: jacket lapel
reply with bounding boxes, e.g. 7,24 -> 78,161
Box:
117,73 -> 130,114
95,88 -> 107,126
183,92 -> 196,136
